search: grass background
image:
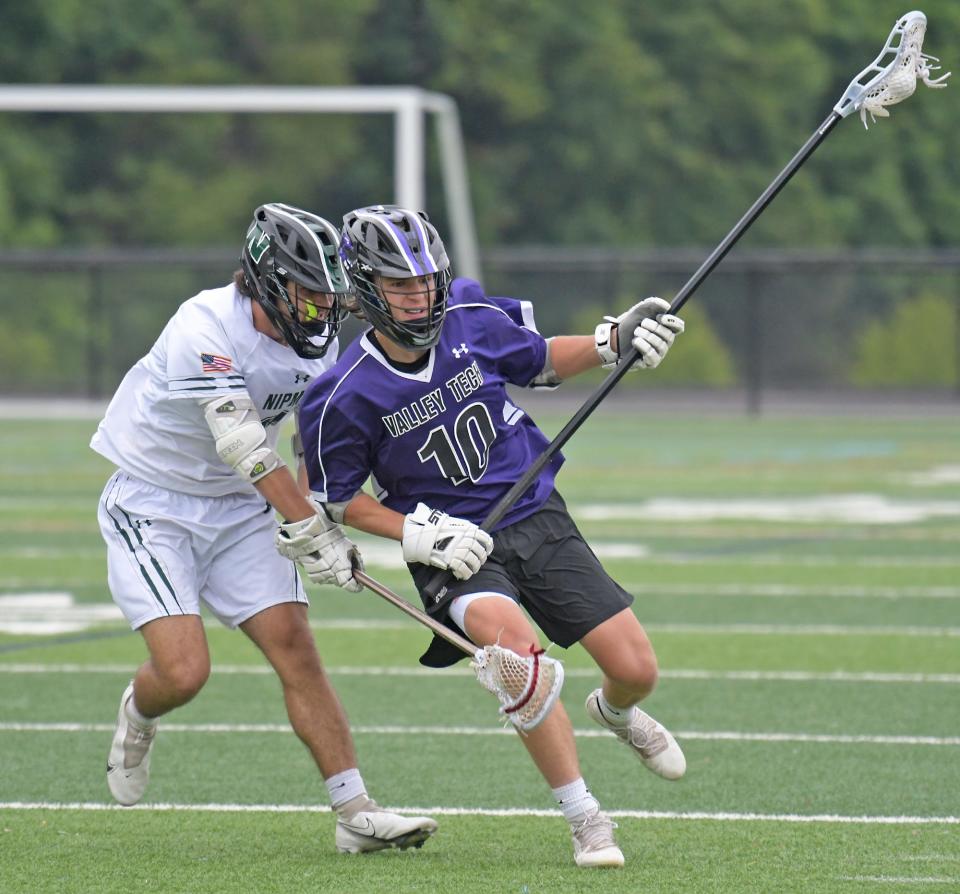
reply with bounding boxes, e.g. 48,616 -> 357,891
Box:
1,405 -> 958,892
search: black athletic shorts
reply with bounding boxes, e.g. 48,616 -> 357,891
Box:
411,489 -> 634,667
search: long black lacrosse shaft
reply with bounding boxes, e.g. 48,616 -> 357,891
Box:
422,109 -> 843,602
353,569 -> 478,656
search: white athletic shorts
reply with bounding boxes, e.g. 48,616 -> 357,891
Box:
97,470 -> 307,630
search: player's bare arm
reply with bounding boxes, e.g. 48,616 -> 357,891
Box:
544,299 -> 685,383
545,335 -> 602,380
343,491 -> 406,540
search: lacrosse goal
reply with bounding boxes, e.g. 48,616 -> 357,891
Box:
0,84 -> 480,280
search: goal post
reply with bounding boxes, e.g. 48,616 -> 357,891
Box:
0,84 -> 480,279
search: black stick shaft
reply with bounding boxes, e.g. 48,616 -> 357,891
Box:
422,110 -> 842,602
354,569 -> 478,656
669,111 -> 840,314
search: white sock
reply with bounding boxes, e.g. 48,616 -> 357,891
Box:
326,768 -> 368,813
124,692 -> 156,729
596,692 -> 633,729
553,778 -> 600,824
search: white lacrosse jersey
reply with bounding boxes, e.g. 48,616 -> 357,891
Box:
91,284 -> 337,497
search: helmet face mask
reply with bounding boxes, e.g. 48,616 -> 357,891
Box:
240,203 -> 351,359
340,205 -> 451,351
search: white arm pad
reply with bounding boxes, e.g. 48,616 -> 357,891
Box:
401,502 -> 494,581
319,490 -> 364,525
202,394 -> 284,483
528,337 -> 564,388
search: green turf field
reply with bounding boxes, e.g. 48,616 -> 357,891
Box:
1,410 -> 958,893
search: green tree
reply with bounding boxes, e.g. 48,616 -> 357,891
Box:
1,0 -> 958,249
849,291 -> 958,387
571,302 -> 737,387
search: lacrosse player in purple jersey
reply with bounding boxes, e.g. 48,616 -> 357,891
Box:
297,204 -> 686,868
91,203 -> 437,854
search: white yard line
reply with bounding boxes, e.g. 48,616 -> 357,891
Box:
623,583 -> 960,599
575,496 -> 960,525
837,877 -> 957,885
0,663 -> 956,684
17,494 -> 960,524
648,555 -> 960,568
0,800 -> 956,825
2,614 -> 958,636
2,722 -> 958,747
1,663 -> 958,684
643,623 -> 960,637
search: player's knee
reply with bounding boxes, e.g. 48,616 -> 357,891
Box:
480,614 -> 541,654
160,658 -> 210,703
458,593 -> 537,651
611,651 -> 659,698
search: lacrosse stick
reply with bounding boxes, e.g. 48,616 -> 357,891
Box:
423,9 -> 950,603
352,569 -> 564,732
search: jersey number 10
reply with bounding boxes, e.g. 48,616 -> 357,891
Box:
417,402 -> 497,485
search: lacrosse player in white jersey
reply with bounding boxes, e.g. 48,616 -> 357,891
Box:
90,203 -> 437,854
298,205 -> 687,868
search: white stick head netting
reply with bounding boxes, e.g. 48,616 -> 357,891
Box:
473,644 -> 564,732
834,10 -> 950,128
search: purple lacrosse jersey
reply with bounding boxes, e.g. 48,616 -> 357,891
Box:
298,278 -> 563,530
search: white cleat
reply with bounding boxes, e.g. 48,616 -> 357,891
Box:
335,804 -> 438,854
585,688 -> 686,780
106,681 -> 157,806
571,809 -> 625,868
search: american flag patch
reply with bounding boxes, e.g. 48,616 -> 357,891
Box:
200,352 -> 232,372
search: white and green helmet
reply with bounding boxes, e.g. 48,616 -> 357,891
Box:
240,203 -> 350,359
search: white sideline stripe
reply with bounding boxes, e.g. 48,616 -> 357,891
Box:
841,877 -> 958,886
625,583 -> 960,600
901,855 -> 960,863
323,619 -> 960,637
644,623 -> 960,637
7,582 -> 960,606
656,556 -> 960,568
2,722 -> 958,746
2,664 -> 959,684
2,612 -> 957,637
7,553 -> 960,575
0,801 -> 956,825
6,618 -> 952,637
904,464 -> 960,486
575,496 -> 960,525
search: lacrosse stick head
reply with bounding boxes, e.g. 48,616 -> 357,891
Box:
834,11 -> 951,129
472,644 -> 564,732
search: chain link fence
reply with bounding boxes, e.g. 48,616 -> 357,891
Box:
2,247 -> 958,413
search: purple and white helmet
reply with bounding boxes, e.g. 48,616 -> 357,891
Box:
341,205 -> 451,350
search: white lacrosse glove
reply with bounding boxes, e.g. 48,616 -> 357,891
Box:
276,512 -> 364,593
402,503 -> 494,581
595,296 -> 685,370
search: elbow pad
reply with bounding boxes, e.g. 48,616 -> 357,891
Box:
528,337 -> 563,389
203,394 -> 284,483
319,491 -> 363,525
290,428 -> 305,463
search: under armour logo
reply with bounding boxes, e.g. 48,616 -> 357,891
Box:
452,343 -> 469,359
294,373 -> 311,383
133,519 -> 152,529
